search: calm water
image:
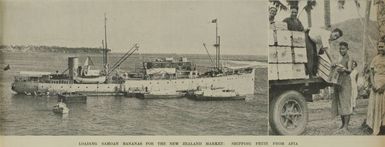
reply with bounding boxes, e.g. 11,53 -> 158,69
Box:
0,52 -> 267,135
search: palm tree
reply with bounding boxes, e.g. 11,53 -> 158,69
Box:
304,0 -> 317,27
363,0 -> 372,64
324,0 -> 331,28
286,0 -> 299,9
269,0 -> 288,11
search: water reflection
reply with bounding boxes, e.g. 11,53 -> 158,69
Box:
1,91 -> 267,135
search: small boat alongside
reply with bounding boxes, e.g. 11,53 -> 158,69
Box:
189,87 -> 245,101
58,92 -> 87,103
53,102 -> 69,114
137,90 -> 184,99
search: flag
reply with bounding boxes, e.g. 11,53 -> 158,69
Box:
3,64 -> 10,71
211,19 -> 217,23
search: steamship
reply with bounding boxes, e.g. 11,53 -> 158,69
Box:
10,18 -> 256,98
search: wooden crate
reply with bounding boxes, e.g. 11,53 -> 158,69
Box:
269,30 -> 291,46
317,54 -> 338,84
269,46 -> 307,63
268,63 -> 308,80
269,22 -> 288,31
291,31 -> 306,47
268,64 -> 279,80
269,46 -> 279,63
269,30 -> 306,47
278,64 -> 308,80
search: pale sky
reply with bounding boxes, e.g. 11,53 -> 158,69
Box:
1,0 -> 268,55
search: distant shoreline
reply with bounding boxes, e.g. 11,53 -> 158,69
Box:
0,45 -> 107,54
0,45 -> 267,62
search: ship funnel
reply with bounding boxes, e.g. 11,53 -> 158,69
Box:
68,57 -> 79,79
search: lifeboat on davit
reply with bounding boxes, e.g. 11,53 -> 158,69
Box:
74,76 -> 106,84
74,57 -> 107,84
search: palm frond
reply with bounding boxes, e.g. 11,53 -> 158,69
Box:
354,0 -> 361,8
374,0 -> 383,5
338,0 -> 345,9
269,0 -> 288,11
286,0 -> 299,9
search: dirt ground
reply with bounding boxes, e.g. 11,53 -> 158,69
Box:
304,98 -> 372,135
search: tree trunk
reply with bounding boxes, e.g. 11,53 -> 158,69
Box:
324,0 -> 331,28
306,9 -> 312,28
364,0 -> 372,64
366,0 -> 372,25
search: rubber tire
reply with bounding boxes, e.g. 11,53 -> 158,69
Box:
269,90 -> 308,135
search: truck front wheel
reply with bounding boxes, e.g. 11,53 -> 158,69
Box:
270,90 -> 308,135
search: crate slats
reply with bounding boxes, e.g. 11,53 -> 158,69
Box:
269,30 -> 306,47
268,63 -> 308,80
269,46 -> 307,63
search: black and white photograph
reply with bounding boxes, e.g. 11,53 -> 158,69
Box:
268,0 -> 382,135
3,0 -> 385,146
0,0 -> 268,136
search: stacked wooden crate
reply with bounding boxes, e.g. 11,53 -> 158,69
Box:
268,22 -> 308,80
318,54 -> 338,84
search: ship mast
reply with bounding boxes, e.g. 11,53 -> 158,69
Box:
212,18 -> 221,72
104,13 -> 109,66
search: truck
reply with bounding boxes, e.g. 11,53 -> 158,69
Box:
268,23 -> 333,135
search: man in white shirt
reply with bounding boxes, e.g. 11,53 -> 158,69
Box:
308,28 -> 343,55
305,27 -> 343,78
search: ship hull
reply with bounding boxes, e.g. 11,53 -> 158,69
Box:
189,95 -> 246,101
138,94 -> 184,99
12,70 -> 255,96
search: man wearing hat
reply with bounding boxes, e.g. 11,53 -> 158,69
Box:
269,7 -> 277,23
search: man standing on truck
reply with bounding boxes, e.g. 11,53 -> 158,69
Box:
269,7 -> 277,23
305,27 -> 343,78
282,7 -> 304,31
